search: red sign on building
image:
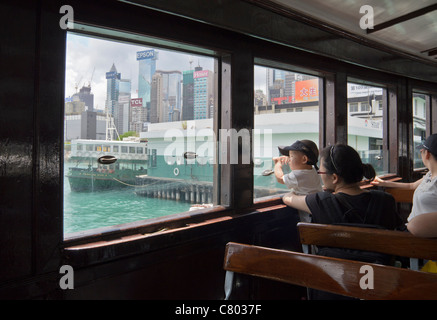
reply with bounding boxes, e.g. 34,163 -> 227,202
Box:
131,98 -> 143,106
193,70 -> 209,79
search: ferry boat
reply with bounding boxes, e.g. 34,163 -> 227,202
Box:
4,0 -> 437,303
66,138 -> 148,192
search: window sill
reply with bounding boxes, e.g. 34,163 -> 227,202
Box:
63,195 -> 289,264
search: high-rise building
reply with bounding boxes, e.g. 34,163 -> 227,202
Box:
105,63 -> 121,118
163,70 -> 182,121
64,111 -> 106,141
150,73 -> 162,123
182,70 -> 194,121
193,68 -> 214,119
130,98 -> 147,133
117,79 -> 131,134
150,70 -> 182,123
75,85 -> 94,111
137,49 -> 158,121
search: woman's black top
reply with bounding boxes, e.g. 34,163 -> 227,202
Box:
305,190 -> 403,230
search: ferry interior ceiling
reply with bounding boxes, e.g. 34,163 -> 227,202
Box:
0,0 -> 437,301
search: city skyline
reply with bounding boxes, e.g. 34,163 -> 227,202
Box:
65,32 -> 221,112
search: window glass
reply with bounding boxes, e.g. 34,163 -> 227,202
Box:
347,83 -> 387,175
253,65 -> 320,199
64,32 -> 217,236
413,93 -> 428,168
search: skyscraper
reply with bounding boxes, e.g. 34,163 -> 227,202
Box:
193,68 -> 214,119
117,78 -> 131,134
105,63 -> 121,118
150,72 -> 162,123
105,63 -> 123,140
76,85 -> 94,111
137,49 -> 158,121
150,70 -> 182,123
182,70 -> 194,121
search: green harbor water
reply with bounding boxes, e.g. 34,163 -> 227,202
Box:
63,165 -> 192,235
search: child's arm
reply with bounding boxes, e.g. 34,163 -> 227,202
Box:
273,156 -> 288,184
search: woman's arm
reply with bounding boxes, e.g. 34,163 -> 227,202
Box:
407,212 -> 437,238
371,176 -> 422,190
282,192 -> 311,213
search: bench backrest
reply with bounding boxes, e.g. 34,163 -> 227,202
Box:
385,188 -> 414,203
223,242 -> 437,300
297,222 -> 437,260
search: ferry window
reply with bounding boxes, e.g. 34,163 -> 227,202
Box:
253,65 -> 320,199
347,82 -> 387,175
64,32 -> 217,236
413,93 -> 428,169
77,144 -> 83,151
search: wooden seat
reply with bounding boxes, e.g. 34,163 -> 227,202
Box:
385,188 -> 414,203
297,222 -> 437,270
223,242 -> 437,300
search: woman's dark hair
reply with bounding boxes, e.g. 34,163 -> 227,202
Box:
320,144 -> 376,184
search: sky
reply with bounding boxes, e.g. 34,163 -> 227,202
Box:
65,32 -> 267,111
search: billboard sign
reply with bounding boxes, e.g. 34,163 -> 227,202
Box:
136,50 -> 155,60
106,71 -> 120,79
131,98 -> 143,107
294,79 -> 319,103
194,70 -> 209,79
348,84 -> 383,98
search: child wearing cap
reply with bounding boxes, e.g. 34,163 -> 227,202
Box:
371,133 -> 437,239
274,139 -> 323,222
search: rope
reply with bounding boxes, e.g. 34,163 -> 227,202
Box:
111,177 -> 188,190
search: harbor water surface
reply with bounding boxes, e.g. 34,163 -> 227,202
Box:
63,165 -> 192,235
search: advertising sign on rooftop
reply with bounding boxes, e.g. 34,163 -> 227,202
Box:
347,84 -> 383,98
131,98 -> 143,106
193,70 -> 209,79
294,79 -> 319,103
136,50 -> 156,60
106,71 -> 121,79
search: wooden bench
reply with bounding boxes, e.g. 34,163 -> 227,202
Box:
223,242 -> 437,300
385,188 -> 414,204
297,222 -> 437,270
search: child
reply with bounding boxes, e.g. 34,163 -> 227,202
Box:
274,139 -> 323,222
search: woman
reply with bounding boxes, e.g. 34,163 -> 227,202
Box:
283,144 -> 404,300
371,133 -> 437,237
283,144 -> 403,229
